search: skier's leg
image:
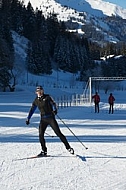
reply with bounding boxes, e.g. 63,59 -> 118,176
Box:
39,119 -> 48,152
97,103 -> 99,113
95,103 -> 97,113
109,104 -> 111,113
50,117 -> 71,149
112,104 -> 114,114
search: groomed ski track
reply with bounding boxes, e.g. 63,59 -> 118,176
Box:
0,91 -> 126,190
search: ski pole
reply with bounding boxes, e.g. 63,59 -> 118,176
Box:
30,125 -> 55,138
56,114 -> 88,150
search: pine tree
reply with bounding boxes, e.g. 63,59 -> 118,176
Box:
0,1 -> 14,91
46,13 -> 62,57
22,1 -> 36,41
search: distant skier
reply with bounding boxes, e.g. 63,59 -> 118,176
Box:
26,86 -> 74,156
108,93 -> 115,114
92,92 -> 100,113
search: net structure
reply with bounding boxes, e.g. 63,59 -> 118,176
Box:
83,77 -> 126,103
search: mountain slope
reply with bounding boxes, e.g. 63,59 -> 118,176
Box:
23,0 -> 126,19
85,0 -> 126,18
22,0 -> 126,43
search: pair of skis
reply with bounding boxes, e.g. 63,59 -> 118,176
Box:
14,154 -> 51,161
14,151 -> 85,161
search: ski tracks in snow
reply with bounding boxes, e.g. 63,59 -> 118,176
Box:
1,126 -> 126,190
0,144 -> 92,190
1,143 -> 126,190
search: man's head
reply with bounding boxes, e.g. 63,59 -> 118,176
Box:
36,86 -> 44,95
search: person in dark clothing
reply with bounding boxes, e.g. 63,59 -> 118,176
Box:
92,92 -> 100,113
108,93 -> 115,114
26,86 -> 74,156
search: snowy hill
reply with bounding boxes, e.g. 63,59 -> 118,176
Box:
12,31 -> 85,96
22,0 -> 126,43
85,0 -> 126,18
23,0 -> 126,19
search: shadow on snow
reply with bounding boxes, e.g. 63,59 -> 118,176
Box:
0,134 -> 126,143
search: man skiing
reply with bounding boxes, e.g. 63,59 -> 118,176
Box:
92,92 -> 100,113
108,93 -> 115,114
26,86 -> 74,156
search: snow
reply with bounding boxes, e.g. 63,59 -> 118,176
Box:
0,85 -> 126,190
86,0 -> 126,18
12,31 -> 28,61
22,0 -> 126,19
20,0 -> 126,43
1,9 -> 126,189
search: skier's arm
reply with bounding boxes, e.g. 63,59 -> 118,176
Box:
27,104 -> 37,120
49,96 -> 58,115
98,96 -> 100,102
92,95 -> 94,99
26,102 -> 37,125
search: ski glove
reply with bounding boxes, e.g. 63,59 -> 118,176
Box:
53,110 -> 57,115
26,119 -> 30,125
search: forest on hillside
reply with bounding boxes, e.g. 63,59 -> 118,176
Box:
0,0 -> 126,91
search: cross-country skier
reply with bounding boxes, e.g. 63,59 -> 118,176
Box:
92,92 -> 100,113
108,93 -> 115,114
26,86 -> 74,156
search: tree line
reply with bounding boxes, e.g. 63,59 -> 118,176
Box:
0,0 -> 126,91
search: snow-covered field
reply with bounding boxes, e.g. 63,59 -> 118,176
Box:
0,89 -> 126,190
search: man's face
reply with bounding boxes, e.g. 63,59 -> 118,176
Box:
36,89 -> 44,96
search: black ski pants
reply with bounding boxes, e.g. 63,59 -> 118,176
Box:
39,116 -> 70,152
94,102 -> 99,113
109,103 -> 114,114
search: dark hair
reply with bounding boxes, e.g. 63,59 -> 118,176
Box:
36,86 -> 43,91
